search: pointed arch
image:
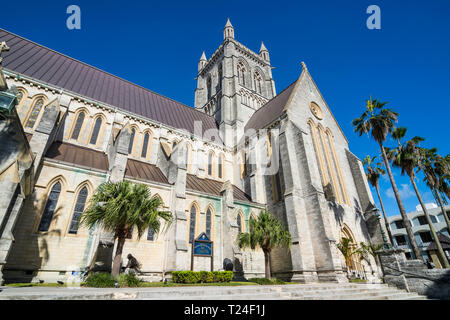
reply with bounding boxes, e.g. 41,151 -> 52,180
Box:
24,95 -> 47,129
253,70 -> 263,95
37,177 -> 66,232
15,87 -> 28,114
217,153 -> 224,180
89,114 -> 106,146
127,125 -> 140,155
188,202 -> 200,243
207,150 -> 215,177
70,108 -> 89,141
237,60 -> 247,86
236,210 -> 245,234
205,204 -> 215,240
141,129 -> 154,160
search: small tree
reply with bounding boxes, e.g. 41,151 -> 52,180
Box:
237,210 -> 291,279
337,237 -> 360,274
80,180 -> 173,277
359,242 -> 383,266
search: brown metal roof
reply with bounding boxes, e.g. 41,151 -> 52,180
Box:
45,142 -> 108,171
186,174 -> 254,204
426,233 -> 450,251
245,80 -> 297,131
0,29 -> 220,139
124,159 -> 169,185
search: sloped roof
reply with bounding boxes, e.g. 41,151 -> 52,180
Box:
426,233 -> 450,251
45,142 -> 109,171
186,174 -> 254,204
0,28 -> 219,138
125,159 -> 169,185
245,80 -> 297,131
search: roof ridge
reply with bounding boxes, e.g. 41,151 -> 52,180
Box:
0,28 -> 216,120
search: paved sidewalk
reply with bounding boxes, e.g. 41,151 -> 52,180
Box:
0,283 -> 429,300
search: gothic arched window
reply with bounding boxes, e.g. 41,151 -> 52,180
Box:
206,207 -> 212,239
237,62 -> 246,86
208,151 -> 214,177
68,186 -> 88,234
141,132 -> 150,158
217,64 -> 223,91
71,111 -> 85,140
218,154 -> 224,179
189,205 -> 197,243
237,213 -> 243,233
254,72 -> 263,95
89,117 -> 102,145
128,128 -> 136,154
147,227 -> 155,241
38,182 -> 62,232
207,76 -> 212,100
25,97 -> 45,129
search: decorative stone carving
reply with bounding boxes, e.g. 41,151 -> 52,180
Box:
310,102 -> 323,120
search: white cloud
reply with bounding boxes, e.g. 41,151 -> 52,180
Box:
385,184 -> 416,200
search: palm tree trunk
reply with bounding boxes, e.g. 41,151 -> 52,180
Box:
410,177 -> 449,268
379,142 -> 422,261
435,187 -> 450,235
375,182 -> 395,246
263,250 -> 271,279
112,236 -> 126,277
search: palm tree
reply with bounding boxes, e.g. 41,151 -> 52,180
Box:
389,133 -> 449,268
80,180 -> 173,277
421,148 -> 450,234
359,242 -> 383,266
362,155 -> 394,246
352,98 -> 422,260
237,210 -> 291,279
336,237 -> 360,274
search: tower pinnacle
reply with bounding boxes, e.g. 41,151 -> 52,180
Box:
259,42 -> 270,62
223,18 -> 235,40
198,51 -> 207,71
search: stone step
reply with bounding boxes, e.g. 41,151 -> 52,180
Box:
150,292 -> 291,300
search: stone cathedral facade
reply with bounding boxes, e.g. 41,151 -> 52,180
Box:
0,20 -> 384,284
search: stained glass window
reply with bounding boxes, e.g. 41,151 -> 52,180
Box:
89,117 -> 102,145
218,155 -> 223,179
189,206 -> 196,243
25,98 -> 44,128
68,187 -> 88,234
147,227 -> 155,241
237,214 -> 242,233
141,132 -> 150,158
206,208 -> 212,239
128,128 -> 136,154
71,112 -> 85,140
38,182 -> 61,232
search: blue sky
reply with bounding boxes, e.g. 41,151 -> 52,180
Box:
1,0 -> 449,216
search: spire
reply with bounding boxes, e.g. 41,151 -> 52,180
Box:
223,18 -> 235,40
259,41 -> 268,53
259,41 -> 270,63
198,51 -> 207,72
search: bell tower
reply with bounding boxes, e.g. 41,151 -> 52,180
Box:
194,19 -> 276,147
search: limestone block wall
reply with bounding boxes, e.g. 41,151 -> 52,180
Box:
3,162 -> 107,283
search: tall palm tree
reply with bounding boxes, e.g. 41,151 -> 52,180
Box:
80,180 -> 173,277
421,148 -> 450,234
362,155 -> 394,246
389,134 -> 449,268
237,210 -> 291,279
352,98 -> 422,260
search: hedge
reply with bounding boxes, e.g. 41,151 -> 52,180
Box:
172,271 -> 233,283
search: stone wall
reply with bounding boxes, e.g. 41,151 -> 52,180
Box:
378,249 -> 450,299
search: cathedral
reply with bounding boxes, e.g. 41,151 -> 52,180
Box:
0,20 -> 384,284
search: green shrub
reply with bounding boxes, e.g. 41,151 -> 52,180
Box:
248,277 -> 285,285
116,273 -> 141,287
85,272 -> 116,288
172,271 -> 233,284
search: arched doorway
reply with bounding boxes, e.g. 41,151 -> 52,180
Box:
339,224 -> 366,280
